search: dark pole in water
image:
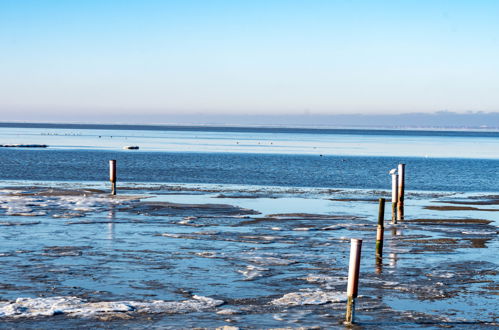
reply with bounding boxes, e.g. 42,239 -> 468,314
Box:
345,238 -> 362,324
109,160 -> 116,195
397,163 -> 405,220
375,198 -> 385,261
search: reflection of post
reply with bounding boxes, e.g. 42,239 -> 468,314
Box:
397,164 -> 405,220
389,224 -> 402,268
109,160 -> 117,195
391,173 -> 398,224
107,209 -> 115,240
388,252 -> 398,268
107,222 -> 115,240
345,239 -> 362,324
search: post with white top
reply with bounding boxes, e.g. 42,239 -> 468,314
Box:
109,160 -> 117,195
345,238 -> 362,324
391,172 -> 398,224
397,163 -> 405,221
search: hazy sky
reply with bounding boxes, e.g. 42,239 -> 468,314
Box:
1,0 -> 498,120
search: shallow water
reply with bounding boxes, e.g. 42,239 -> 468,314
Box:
0,125 -> 498,328
0,182 -> 497,328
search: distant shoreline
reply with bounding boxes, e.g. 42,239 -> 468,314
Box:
1,121 -> 499,136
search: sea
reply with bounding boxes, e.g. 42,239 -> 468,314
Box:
0,123 -> 498,192
0,123 -> 497,329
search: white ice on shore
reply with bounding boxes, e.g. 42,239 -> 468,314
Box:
0,295 -> 223,319
270,289 -> 346,306
0,190 -> 139,218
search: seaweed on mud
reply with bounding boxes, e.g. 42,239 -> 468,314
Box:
0,221 -> 41,226
215,193 -> 277,199
329,198 -> 379,202
464,238 -> 493,248
424,205 -> 499,211
439,199 -> 499,206
42,246 -> 92,257
130,201 -> 260,217
405,218 -> 492,224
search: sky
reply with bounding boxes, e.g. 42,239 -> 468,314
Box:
0,0 -> 498,122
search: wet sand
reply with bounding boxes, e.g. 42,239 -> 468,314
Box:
0,183 -> 497,328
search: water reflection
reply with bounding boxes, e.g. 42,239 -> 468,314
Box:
107,208 -> 115,240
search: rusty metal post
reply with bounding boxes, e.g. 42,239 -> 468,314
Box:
109,160 -> 116,195
345,238 -> 362,324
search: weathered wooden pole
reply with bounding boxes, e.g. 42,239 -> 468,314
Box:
375,198 -> 385,260
109,160 -> 116,195
397,163 -> 405,220
391,173 -> 398,224
345,238 -> 362,324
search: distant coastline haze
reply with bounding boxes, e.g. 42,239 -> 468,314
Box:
0,111 -> 498,130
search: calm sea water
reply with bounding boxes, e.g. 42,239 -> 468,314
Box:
0,124 -> 498,192
1,124 -> 498,328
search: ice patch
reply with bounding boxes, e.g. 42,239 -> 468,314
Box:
216,308 -> 240,315
0,191 -> 139,219
0,295 -> 223,319
462,230 -> 497,235
301,274 -> 347,285
426,272 -> 455,279
293,227 -> 314,231
244,256 -> 296,266
271,290 -> 346,306
237,265 -> 270,280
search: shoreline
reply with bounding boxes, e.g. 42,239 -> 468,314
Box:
2,121 -> 499,134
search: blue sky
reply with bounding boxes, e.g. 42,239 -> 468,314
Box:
0,0 -> 498,121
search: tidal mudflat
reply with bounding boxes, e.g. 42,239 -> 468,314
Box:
0,182 -> 497,328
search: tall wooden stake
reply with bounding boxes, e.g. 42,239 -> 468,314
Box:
397,163 -> 405,220
375,198 -> 385,260
391,173 -> 398,224
345,238 -> 362,324
109,160 -> 116,195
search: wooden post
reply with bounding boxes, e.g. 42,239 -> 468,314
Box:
391,173 -> 398,224
345,238 -> 362,324
109,160 -> 116,195
397,164 -> 405,220
375,198 -> 385,260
